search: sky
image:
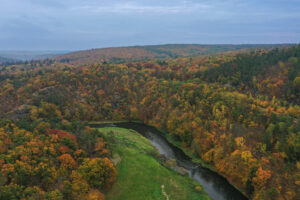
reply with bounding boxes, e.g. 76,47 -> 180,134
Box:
0,0 -> 299,51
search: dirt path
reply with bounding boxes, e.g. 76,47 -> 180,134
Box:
161,185 -> 169,200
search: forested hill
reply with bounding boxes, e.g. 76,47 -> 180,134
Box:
203,45 -> 300,103
0,56 -> 17,64
0,51 -> 67,62
56,44 -> 291,65
0,44 -> 299,199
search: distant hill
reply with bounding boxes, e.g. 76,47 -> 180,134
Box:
0,56 -> 18,64
57,44 -> 292,65
0,51 -> 68,62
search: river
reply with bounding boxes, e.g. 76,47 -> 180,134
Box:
90,122 -> 248,200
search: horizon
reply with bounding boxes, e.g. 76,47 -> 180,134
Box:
0,43 -> 297,53
0,0 -> 299,51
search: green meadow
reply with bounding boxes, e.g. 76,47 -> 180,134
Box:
98,127 -> 210,200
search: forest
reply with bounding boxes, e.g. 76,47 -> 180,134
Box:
56,44 -> 287,65
0,44 -> 299,200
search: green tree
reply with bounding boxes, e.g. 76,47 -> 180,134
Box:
78,158 -> 117,189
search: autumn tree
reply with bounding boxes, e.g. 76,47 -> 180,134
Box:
78,158 -> 117,189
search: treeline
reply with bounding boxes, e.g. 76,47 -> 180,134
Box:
0,45 -> 299,199
56,44 -> 289,65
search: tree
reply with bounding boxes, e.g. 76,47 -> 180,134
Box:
45,189 -> 64,200
86,189 -> 105,200
35,121 -> 51,134
264,123 -> 275,151
252,167 -> 271,190
58,154 -> 77,169
294,77 -> 300,89
78,158 -> 117,189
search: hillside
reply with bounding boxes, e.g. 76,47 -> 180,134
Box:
56,44 -> 290,65
0,51 -> 67,62
203,45 -> 300,103
0,44 -> 299,200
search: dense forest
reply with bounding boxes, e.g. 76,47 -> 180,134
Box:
0,120 -> 116,199
0,45 -> 299,199
57,44 -> 289,65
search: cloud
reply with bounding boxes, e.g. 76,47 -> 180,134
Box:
0,0 -> 299,50
71,1 -> 211,14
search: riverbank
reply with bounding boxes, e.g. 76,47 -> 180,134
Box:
164,134 -> 248,196
145,123 -> 248,198
89,121 -> 248,198
90,122 -> 248,200
98,127 -> 210,200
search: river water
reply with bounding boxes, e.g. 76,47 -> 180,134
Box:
90,122 -> 248,200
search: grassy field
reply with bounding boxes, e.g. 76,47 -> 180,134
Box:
98,127 -> 210,200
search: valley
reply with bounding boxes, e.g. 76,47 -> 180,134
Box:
0,44 -> 299,200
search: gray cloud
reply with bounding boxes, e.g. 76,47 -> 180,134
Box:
0,0 -> 299,50
70,1 -> 211,14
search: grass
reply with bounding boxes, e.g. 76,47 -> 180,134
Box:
98,127 -> 210,200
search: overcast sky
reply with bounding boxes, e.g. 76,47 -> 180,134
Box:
0,0 -> 299,50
